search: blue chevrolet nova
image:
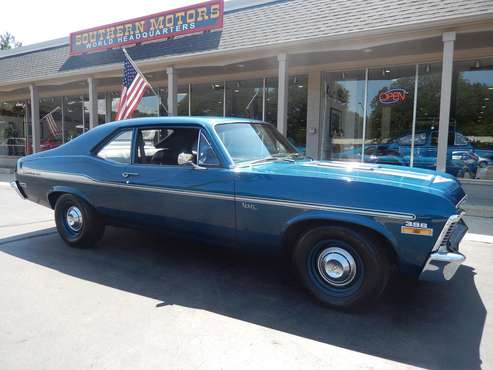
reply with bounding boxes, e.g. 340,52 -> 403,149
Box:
11,117 -> 469,309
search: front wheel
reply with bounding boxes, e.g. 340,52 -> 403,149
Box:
54,194 -> 105,248
292,226 -> 390,310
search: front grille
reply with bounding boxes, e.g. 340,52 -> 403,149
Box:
441,221 -> 458,250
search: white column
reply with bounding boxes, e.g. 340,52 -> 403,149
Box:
167,67 -> 177,116
88,77 -> 98,129
306,71 -> 322,159
29,85 -> 40,153
105,92 -> 112,122
437,32 -> 456,172
277,53 -> 289,135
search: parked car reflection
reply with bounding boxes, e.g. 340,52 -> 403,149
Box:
333,130 -> 493,179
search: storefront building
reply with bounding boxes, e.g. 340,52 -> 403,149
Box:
1,0 -> 493,190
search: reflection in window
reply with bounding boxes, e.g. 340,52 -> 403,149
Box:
198,132 -> 220,166
322,70 -> 366,161
133,92 -> 159,118
191,82 -> 224,116
226,79 -> 263,120
263,76 -> 308,150
0,101 -> 28,156
63,96 -> 87,143
365,66 -> 416,165
178,85 -> 190,116
97,130 -> 133,164
40,97 -> 63,151
97,93 -> 106,124
450,58 -> 493,180
287,76 -> 308,150
412,63 -> 442,168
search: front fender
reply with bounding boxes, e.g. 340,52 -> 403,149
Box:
282,210 -> 399,249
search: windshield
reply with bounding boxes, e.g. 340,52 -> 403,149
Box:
214,123 -> 298,164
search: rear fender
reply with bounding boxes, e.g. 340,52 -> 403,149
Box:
47,185 -> 93,209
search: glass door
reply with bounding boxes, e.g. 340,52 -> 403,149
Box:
322,70 -> 366,161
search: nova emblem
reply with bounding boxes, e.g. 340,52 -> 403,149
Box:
241,202 -> 258,211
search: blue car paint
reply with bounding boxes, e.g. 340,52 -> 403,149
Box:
15,117 -> 466,279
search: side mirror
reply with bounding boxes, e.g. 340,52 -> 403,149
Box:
177,152 -> 206,170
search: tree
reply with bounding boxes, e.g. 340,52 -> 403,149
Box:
0,32 -> 22,50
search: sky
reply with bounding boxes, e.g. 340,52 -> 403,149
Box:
1,0 -> 231,46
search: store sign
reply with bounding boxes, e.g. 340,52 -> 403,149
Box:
379,89 -> 409,105
69,0 -> 224,55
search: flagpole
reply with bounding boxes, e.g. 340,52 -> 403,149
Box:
122,48 -> 168,114
40,106 -> 61,122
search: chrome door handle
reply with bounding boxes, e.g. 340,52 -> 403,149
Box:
122,172 -> 139,178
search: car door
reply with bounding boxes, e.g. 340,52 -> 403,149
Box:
90,127 -> 141,222
122,125 -> 236,245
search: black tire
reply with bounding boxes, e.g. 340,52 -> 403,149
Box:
54,194 -> 105,248
292,226 -> 390,310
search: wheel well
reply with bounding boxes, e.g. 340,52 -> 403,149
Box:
282,219 -> 398,267
48,191 -> 65,209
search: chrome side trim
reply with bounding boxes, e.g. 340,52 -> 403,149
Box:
10,181 -> 26,199
19,169 -> 416,221
235,196 -> 415,220
431,212 -> 464,252
456,195 -> 467,210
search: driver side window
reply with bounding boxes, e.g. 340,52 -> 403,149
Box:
135,127 -> 199,166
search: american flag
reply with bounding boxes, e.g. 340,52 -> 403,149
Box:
115,53 -> 150,120
44,110 -> 61,137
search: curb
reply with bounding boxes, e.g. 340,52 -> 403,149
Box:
463,204 -> 493,218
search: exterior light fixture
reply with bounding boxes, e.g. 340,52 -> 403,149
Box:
425,64 -> 431,73
474,60 -> 481,69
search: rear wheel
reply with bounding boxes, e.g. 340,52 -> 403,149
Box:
292,226 -> 390,310
54,194 -> 105,248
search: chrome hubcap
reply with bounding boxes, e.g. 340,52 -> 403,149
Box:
317,247 -> 357,287
66,206 -> 83,232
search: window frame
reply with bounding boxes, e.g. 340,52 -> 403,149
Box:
91,127 -> 135,165
129,124 -> 224,169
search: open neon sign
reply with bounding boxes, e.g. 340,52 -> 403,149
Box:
379,89 -> 409,105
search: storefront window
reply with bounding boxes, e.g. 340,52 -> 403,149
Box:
40,97 -> 63,151
191,82 -> 224,116
365,65 -> 416,166
450,58 -> 493,180
0,101 -> 27,156
133,91 -> 159,117
287,75 -> 308,151
97,93 -> 106,124
265,78 -> 277,124
226,79 -> 263,120
411,63 -> 442,170
63,95 -> 87,143
178,85 -> 190,116
322,70 -> 366,161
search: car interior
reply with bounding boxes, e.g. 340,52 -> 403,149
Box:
136,128 -> 199,165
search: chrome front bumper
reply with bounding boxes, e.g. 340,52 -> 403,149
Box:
10,180 -> 26,199
419,251 -> 466,282
419,214 -> 468,282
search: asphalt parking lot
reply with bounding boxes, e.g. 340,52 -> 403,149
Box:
0,183 -> 492,370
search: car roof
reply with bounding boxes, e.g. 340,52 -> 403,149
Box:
108,116 -> 264,129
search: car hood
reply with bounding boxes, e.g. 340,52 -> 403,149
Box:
240,160 -> 466,207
